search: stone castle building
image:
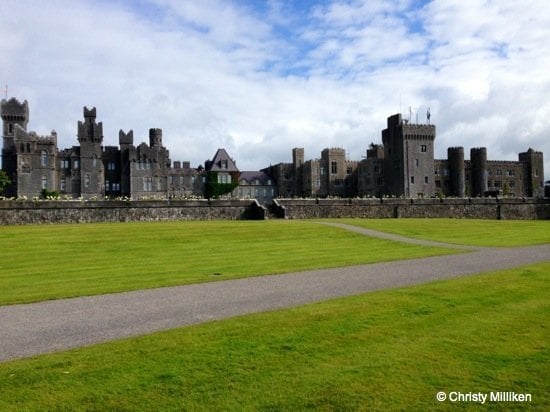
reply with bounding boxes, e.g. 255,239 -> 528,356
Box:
263,113 -> 544,199
1,98 -> 545,201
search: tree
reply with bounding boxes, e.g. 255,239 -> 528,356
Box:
0,170 -> 10,195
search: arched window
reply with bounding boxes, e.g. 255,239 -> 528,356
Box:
41,150 -> 48,167
41,175 -> 48,189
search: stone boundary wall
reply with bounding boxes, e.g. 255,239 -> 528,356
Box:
273,198 -> 550,220
0,199 -> 266,225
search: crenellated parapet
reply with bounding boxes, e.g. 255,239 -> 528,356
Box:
77,106 -> 103,144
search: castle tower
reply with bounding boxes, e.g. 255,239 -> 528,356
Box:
292,147 -> 304,196
470,147 -> 488,197
519,148 -> 544,197
149,128 -> 162,148
321,148 -> 346,196
1,98 -> 29,196
382,113 -> 436,197
77,107 -> 104,198
119,130 -> 134,197
447,147 -> 465,197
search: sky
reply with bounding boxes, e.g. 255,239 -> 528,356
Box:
1,0 -> 549,179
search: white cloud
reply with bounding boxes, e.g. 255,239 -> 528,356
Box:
1,0 -> 549,179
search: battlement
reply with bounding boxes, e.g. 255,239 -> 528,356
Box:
402,123 -> 436,137
83,107 -> 96,119
14,125 -> 57,144
0,98 -> 29,118
119,129 -> 134,145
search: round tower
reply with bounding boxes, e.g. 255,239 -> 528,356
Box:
447,147 -> 465,197
470,147 -> 488,197
149,128 -> 162,147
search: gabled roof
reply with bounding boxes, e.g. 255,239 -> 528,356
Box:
205,148 -> 239,172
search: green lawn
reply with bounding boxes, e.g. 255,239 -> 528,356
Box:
0,220 -> 456,305
1,262 -> 548,411
330,218 -> 550,247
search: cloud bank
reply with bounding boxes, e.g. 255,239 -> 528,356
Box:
1,0 -> 549,179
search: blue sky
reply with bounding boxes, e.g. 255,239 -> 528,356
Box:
1,0 -> 549,179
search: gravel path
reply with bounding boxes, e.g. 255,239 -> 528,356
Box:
1,226 -> 548,363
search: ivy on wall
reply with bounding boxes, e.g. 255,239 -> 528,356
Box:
205,171 -> 239,199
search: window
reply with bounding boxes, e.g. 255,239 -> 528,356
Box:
85,174 -> 90,188
41,175 -> 48,189
320,167 -> 326,175
415,159 -> 419,167
60,177 -> 66,192
218,174 -> 230,184
41,150 -> 48,167
421,145 -> 427,152
112,183 -> 120,192
425,176 -> 429,184
331,161 -> 337,174
93,158 -> 97,168
8,123 -> 13,134
143,177 -> 153,191
105,180 -> 110,192
411,176 -> 415,184
108,162 -> 116,171
61,159 -> 69,169
74,160 -> 79,169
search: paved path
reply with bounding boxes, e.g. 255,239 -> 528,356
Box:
1,226 -> 548,362
316,221 -> 483,250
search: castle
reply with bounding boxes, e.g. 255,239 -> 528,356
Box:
1,98 -> 545,201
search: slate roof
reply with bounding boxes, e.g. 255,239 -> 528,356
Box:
205,148 -> 239,172
239,171 -> 273,185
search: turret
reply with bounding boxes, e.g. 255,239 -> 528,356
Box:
470,147 -> 488,197
149,128 -> 162,148
1,98 -> 29,151
77,106 -> 103,144
519,148 -> 544,197
447,147 -> 465,197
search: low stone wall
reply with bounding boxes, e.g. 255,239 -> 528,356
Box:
274,198 -> 550,220
1,197 -> 548,225
0,199 -> 266,225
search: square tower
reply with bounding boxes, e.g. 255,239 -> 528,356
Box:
382,114 -> 436,197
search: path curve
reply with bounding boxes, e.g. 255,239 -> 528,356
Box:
316,221 -> 484,250
1,234 -> 548,362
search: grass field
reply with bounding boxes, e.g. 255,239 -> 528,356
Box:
1,262 -> 548,411
0,220 -> 457,305
330,218 -> 550,247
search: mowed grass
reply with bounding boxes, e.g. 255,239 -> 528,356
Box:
331,218 -> 550,247
0,220 -> 456,305
1,262 -> 548,411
